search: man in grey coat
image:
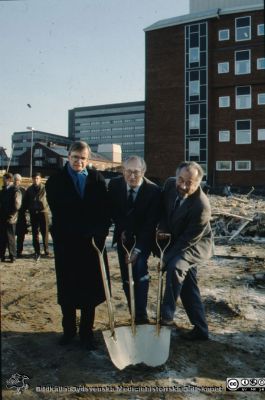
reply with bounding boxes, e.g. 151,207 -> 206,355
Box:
157,161 -> 213,340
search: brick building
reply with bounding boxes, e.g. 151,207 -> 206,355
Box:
144,0 -> 265,189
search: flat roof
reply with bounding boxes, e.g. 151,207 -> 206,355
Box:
144,3 -> 264,32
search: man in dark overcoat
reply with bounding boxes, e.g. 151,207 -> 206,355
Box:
46,141 -> 110,350
157,161 -> 214,341
0,173 -> 22,262
108,156 -> 161,323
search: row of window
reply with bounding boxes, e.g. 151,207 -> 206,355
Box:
76,118 -> 144,126
218,17 -> 264,42
219,89 -> 265,109
78,126 -> 144,133
219,127 -> 265,144
218,52 -> 265,75
216,160 -> 251,171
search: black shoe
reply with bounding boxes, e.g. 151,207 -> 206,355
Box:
180,327 -> 209,341
1,257 -> 6,262
10,257 -> 16,263
44,251 -> 50,256
135,316 -> 149,324
58,334 -> 76,346
161,318 -> 175,326
80,334 -> 97,351
17,253 -> 23,258
34,253 -> 40,261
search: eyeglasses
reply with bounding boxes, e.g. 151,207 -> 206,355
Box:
70,155 -> 88,162
124,169 -> 142,177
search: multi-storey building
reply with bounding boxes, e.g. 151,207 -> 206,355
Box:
145,0 -> 265,189
68,101 -> 145,159
11,130 -> 72,166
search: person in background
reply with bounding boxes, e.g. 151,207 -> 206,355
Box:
108,155 -> 161,323
223,184 -> 232,197
157,161 -> 213,341
23,172 -> 49,261
46,141 -> 110,350
0,173 -> 22,262
13,174 -> 27,258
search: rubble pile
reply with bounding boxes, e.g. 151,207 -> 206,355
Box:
209,195 -> 265,241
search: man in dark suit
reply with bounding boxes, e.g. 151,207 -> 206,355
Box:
46,141 -> 110,350
108,156 -> 161,323
157,161 -> 213,340
13,174 -> 27,258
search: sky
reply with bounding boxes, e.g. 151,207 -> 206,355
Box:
0,0 -> 189,155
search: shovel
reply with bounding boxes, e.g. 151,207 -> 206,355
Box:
155,232 -> 171,335
93,236 -> 171,370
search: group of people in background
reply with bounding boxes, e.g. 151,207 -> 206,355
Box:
0,171 -> 49,263
0,140 -> 214,351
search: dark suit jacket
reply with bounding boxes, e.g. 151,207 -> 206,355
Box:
108,176 -> 161,253
159,177 -> 213,265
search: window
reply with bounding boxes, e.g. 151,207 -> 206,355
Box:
216,161 -> 232,171
258,129 -> 265,140
257,58 -> 265,70
189,47 -> 199,63
189,114 -> 200,129
258,93 -> 265,105
219,130 -> 230,142
236,120 -> 251,144
34,148 -> 43,157
235,16 -> 251,41
48,158 -> 57,164
257,24 -> 264,36
236,86 -> 251,109
34,160 -> 43,167
218,62 -> 229,74
219,96 -> 230,108
235,160 -> 251,171
189,80 -> 200,96
235,50 -> 251,74
218,29 -> 229,41
189,140 -> 200,156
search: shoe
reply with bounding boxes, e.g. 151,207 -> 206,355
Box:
135,316 -> 149,324
58,334 -> 76,346
10,257 -> 16,263
80,334 -> 97,351
34,254 -> 40,261
44,251 -> 50,256
180,327 -> 209,341
161,318 -> 175,326
1,257 -> 6,262
17,253 -> 23,258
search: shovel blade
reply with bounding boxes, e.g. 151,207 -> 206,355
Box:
103,325 -> 171,370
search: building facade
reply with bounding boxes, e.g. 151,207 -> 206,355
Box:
68,101 -> 145,159
145,0 -> 265,188
11,130 -> 73,166
9,142 -> 121,178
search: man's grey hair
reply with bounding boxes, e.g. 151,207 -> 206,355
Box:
176,161 -> 204,182
123,155 -> 147,173
14,173 -> 22,181
69,141 -> 91,156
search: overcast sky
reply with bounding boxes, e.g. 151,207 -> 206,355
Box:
0,0 -> 189,154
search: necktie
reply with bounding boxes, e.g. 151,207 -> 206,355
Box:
171,196 -> 181,214
127,188 -> 135,211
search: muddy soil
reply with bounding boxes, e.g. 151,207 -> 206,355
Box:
1,231 -> 265,399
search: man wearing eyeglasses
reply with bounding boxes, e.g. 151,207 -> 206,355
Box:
157,161 -> 213,341
108,155 -> 161,324
46,141 -> 110,350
